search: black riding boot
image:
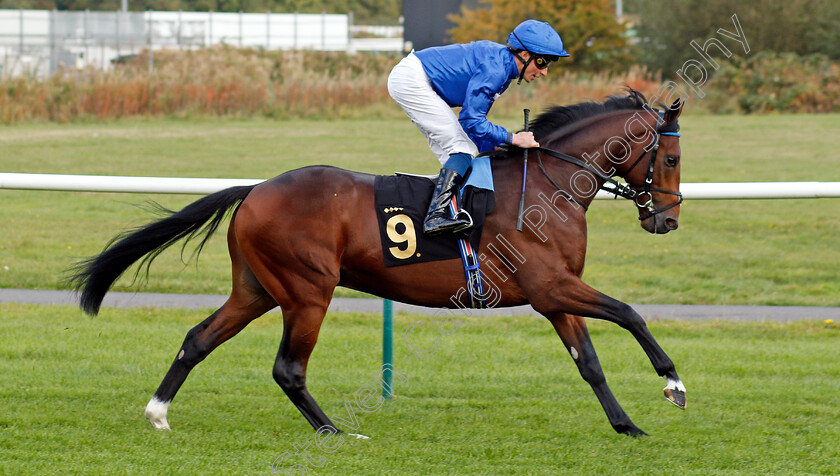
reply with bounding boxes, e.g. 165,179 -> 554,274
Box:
423,168 -> 472,236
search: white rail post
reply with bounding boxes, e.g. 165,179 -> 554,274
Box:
19,9 -> 24,51
348,11 -> 354,54
293,11 -> 298,49
49,9 -> 56,75
116,9 -> 121,58
84,9 -> 90,67
147,10 -> 153,74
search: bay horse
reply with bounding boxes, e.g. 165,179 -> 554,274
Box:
71,89 -> 686,437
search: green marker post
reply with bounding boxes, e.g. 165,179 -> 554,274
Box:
382,299 -> 394,398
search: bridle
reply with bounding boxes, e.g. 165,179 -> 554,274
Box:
619,114 -> 683,221
532,110 -> 683,221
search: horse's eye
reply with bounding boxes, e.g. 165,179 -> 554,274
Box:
665,156 -> 680,167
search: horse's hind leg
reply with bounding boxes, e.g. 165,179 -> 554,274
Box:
145,230 -> 276,429
547,313 -> 646,437
271,303 -> 342,433
145,294 -> 275,429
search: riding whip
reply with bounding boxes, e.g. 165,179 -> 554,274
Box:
515,108 -> 530,231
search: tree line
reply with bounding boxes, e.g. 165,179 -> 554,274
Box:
626,0 -> 840,74
3,0 -> 840,73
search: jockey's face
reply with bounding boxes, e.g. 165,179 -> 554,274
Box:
519,52 -> 550,83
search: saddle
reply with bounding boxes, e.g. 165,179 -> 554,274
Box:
374,157 -> 495,268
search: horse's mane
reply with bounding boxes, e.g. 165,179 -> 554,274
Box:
528,88 -> 648,141
490,88 -> 649,160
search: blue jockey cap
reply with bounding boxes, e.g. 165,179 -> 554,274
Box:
507,20 -> 569,57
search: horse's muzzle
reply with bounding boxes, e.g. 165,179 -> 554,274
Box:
640,214 -> 679,234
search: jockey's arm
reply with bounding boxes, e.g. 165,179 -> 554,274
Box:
459,63 -> 540,151
458,63 -> 516,149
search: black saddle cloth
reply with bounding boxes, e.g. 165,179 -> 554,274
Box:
374,174 -> 495,267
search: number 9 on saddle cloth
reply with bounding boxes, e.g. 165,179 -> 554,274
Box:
374,156 -> 495,268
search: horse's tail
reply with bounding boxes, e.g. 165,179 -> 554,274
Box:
69,185 -> 256,316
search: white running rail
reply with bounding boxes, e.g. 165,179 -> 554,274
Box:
2,173 -> 840,199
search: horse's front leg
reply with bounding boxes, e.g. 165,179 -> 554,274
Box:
532,273 -> 686,409
546,312 -> 647,436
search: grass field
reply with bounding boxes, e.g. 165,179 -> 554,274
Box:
1,114 -> 840,305
1,304 -> 838,474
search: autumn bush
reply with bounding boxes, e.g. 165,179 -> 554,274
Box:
0,47 -> 399,123
703,51 -> 840,114
0,47 -> 668,123
448,0 -> 635,73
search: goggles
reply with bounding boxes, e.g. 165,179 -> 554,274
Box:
533,54 -> 559,69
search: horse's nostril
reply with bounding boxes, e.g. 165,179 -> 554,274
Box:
665,218 -> 679,230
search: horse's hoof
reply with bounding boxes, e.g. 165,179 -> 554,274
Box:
146,413 -> 171,430
629,428 -> 649,438
145,398 -> 171,430
615,423 -> 648,437
664,386 -> 687,409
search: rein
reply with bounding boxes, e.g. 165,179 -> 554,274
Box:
531,117 -> 683,220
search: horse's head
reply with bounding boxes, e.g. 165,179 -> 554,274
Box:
623,99 -> 684,234
520,90 -> 685,234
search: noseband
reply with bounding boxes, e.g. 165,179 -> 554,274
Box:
532,111 -> 683,221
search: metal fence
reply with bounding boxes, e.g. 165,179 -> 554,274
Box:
0,9 -> 404,78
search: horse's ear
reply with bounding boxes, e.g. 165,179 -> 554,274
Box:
664,98 -> 684,123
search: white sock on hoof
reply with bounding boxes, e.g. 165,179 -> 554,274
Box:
664,378 -> 686,393
145,397 -> 171,430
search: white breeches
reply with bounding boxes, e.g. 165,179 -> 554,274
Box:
387,53 -> 478,166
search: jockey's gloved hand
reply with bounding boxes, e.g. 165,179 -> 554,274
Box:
511,131 -> 539,148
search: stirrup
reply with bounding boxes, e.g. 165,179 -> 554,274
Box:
423,214 -> 471,236
451,209 -> 473,233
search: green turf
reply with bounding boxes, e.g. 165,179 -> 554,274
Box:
1,115 -> 839,305
1,304 -> 838,474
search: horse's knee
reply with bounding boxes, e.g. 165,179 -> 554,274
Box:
577,358 -> 606,386
272,359 -> 306,393
569,344 -> 606,385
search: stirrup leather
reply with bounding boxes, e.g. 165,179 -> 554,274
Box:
449,201 -> 473,233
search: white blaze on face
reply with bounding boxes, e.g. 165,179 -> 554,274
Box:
570,347 -> 579,360
178,349 -> 185,360
145,397 -> 171,430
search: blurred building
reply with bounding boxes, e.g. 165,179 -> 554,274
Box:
0,9 -> 402,78
402,0 -> 481,51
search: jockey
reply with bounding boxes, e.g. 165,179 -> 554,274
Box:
387,19 -> 569,236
